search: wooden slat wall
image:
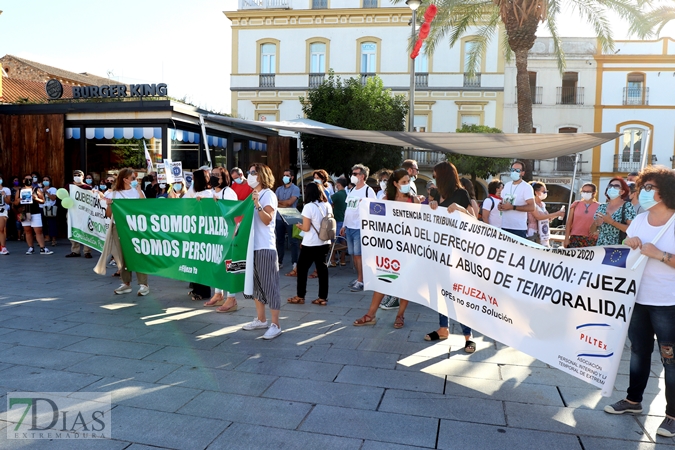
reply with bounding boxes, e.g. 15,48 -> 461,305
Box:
0,114 -> 65,187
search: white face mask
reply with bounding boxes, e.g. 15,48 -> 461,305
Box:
379,181 -> 387,191
247,174 -> 259,189
73,176 -> 83,184
581,192 -> 593,201
350,175 -> 359,185
539,192 -> 548,200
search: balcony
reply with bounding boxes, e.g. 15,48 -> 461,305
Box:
309,73 -> 325,88
623,87 -> 649,105
515,86 -> 542,104
556,87 -> 584,105
239,0 -> 289,9
415,73 -> 428,88
463,73 -> 481,88
402,149 -> 446,168
312,0 -> 327,8
613,153 -> 657,172
554,155 -> 576,171
259,74 -> 275,88
360,73 -> 376,86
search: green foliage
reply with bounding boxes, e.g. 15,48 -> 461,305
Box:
111,138 -> 145,169
445,124 -> 511,180
300,72 -> 407,177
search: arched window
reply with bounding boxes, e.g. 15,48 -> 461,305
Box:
621,128 -> 644,164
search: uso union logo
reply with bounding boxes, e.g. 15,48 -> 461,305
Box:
376,256 -> 400,283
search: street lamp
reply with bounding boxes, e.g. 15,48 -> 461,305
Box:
406,0 -> 422,133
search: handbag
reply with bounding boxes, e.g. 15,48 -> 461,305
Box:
43,205 -> 58,217
618,202 -> 628,243
310,202 -> 337,241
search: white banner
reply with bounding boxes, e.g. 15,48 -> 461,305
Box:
67,185 -> 111,252
360,199 -> 646,396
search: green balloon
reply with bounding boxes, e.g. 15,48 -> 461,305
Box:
61,197 -> 75,209
56,188 -> 69,200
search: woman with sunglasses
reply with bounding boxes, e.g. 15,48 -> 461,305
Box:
591,178 -> 635,246
564,183 -> 600,248
527,182 -> 565,247
604,166 -> 675,438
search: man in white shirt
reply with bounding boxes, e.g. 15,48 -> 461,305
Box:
498,160 -> 534,238
341,164 -> 376,292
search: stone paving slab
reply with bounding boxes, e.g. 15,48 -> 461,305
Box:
361,442 -> 431,450
156,365 -> 277,396
580,436 -> 675,449
0,329 -> 88,350
0,316 -> 81,333
437,420 -> 582,450
66,355 -> 181,383
444,375 -> 565,407
299,404 -> 438,448
0,364 -> 101,393
178,391 -> 312,430
335,365 -> 445,394
300,345 -> 399,369
142,345 -> 249,370
0,345 -> 92,370
638,415 -> 675,445
62,338 -> 164,360
262,376 -> 384,410
131,329 -> 227,350
234,354 -> 344,381
60,323 -> 153,341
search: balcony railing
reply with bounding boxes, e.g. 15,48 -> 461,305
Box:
259,74 -> 275,88
463,73 -> 481,88
312,0 -> 327,8
363,0 -> 378,7
402,149 -> 446,168
623,87 -> 649,105
554,155 -> 576,171
360,72 -> 376,86
556,87 -> 584,105
415,73 -> 428,88
239,0 -> 289,9
515,86 -> 542,104
613,153 -> 657,172
308,73 -> 325,88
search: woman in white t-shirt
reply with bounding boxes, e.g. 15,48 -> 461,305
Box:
0,174 -> 10,255
41,175 -> 59,247
241,163 -> 283,340
604,166 -> 675,438
104,168 -> 149,297
287,182 -> 333,306
481,179 -> 503,228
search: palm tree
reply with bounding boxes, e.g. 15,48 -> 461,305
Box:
645,3 -> 675,35
398,0 -> 653,135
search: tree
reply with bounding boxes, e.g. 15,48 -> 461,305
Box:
445,124 -> 511,180
300,72 -> 407,177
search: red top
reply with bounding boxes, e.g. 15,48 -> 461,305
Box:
231,182 -> 252,200
569,201 -> 600,236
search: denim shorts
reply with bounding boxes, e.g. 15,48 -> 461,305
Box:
345,227 -> 362,256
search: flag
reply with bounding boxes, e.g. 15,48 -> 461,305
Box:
369,202 -> 386,216
601,247 -> 630,268
143,141 -> 153,174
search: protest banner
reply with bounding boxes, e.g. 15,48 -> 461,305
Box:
67,184 -> 110,252
360,199 -> 646,396
170,161 -> 183,182
112,197 -> 254,293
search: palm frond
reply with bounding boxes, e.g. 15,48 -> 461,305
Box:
566,0 -> 615,53
592,0 -> 654,39
642,5 -> 675,35
464,9 -> 501,75
543,8 -> 566,74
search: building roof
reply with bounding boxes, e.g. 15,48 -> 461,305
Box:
0,78 -> 73,103
1,55 -> 117,86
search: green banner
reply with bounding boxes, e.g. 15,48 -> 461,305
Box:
112,197 -> 254,292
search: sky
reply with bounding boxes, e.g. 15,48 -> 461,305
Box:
1,0 -> 672,115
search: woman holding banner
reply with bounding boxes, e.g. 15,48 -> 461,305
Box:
104,168 -> 149,296
564,182 -> 600,248
604,166 -> 675,438
353,168 -> 418,328
428,161 -> 476,352
241,163 -> 283,340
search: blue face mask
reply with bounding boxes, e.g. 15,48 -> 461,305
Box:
99,184 -> 107,191
399,184 -> 411,194
234,177 -> 244,184
85,178 -> 93,184
510,170 -> 521,181
282,176 -> 291,185
43,181 -> 50,187
606,187 -> 620,200
130,180 -> 138,189
313,179 -> 322,184
639,189 -> 660,210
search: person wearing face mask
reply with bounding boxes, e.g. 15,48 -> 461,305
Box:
13,173 -> 53,255
401,159 -> 420,198
498,160 -> 535,238
628,183 -> 645,216
313,169 -> 334,199
341,163 -> 376,292
66,170 -> 94,258
102,168 -> 149,296
0,173 -> 10,254
230,167 -> 252,200
604,165 -> 675,438
590,177 -> 635,246
376,169 -> 392,200
275,169 -> 301,274
156,182 -> 169,198
353,168 -> 419,327
526,182 -> 564,247
564,183 -> 600,248
9,176 -> 22,241
481,179 -> 504,227
41,176 -> 59,247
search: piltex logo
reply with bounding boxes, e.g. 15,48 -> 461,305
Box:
576,323 -> 614,358
376,256 -> 400,283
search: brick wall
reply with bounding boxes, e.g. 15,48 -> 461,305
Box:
0,56 -> 52,83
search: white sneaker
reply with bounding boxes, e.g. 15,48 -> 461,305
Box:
137,285 -> 150,296
0,247 -> 9,255
263,323 -> 282,340
108,259 -> 116,266
242,318 -> 269,331
40,247 -> 53,255
25,247 -> 34,255
114,284 -> 132,295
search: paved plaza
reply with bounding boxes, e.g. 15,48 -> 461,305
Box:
0,239 -> 672,449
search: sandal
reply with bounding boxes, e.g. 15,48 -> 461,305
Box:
216,303 -> 241,313
424,331 -> 448,341
204,294 -> 224,307
309,270 -> 318,279
285,269 -> 298,277
287,296 -> 305,304
329,262 -> 337,268
394,315 -> 405,329
112,271 -> 121,277
353,314 -> 377,326
464,340 -> 476,354
311,298 -> 327,306
190,293 -> 203,301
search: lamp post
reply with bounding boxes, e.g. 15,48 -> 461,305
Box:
406,0 -> 422,133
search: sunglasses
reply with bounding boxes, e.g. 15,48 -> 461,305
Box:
247,170 -> 257,176
607,184 -> 622,189
510,168 -> 522,173
351,172 -> 361,176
